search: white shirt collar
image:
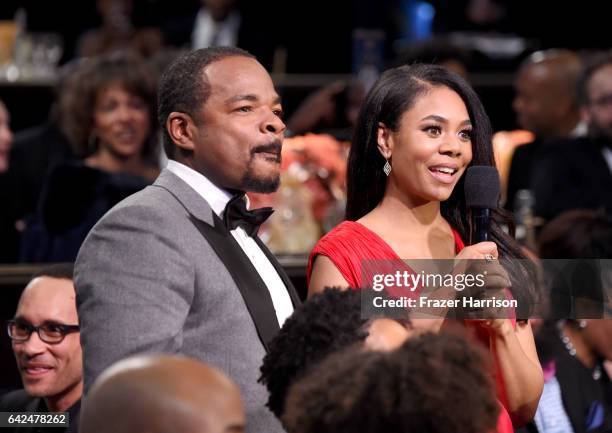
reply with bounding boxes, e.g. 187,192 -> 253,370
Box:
166,160 -> 232,217
602,146 -> 612,174
570,121 -> 588,137
192,7 -> 241,49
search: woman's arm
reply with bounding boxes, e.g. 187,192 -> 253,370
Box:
307,255 -> 351,298
488,319 -> 544,426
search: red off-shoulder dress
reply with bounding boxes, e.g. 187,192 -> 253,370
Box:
308,221 -> 515,433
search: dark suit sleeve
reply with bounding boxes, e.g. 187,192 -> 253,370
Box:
532,144 -> 602,221
531,149 -> 566,220
75,204 -> 195,391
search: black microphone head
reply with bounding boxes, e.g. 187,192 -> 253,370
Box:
464,166 -> 500,209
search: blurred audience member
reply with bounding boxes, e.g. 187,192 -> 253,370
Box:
527,210 -> 612,433
285,80 -> 365,140
164,0 -> 278,69
0,98 -> 18,262
431,0 -> 513,34
506,49 -> 584,213
259,288 -> 411,421
532,52 -> 612,221
393,37 -> 471,79
20,53 -> 159,262
537,210 -> 612,320
0,99 -> 13,173
539,210 -> 612,316
0,264 -> 82,433
192,0 -> 240,49
8,62 -> 80,236
539,210 -> 612,259
146,47 -> 190,84
77,0 -> 163,58
283,332 -> 499,433
80,355 -> 245,433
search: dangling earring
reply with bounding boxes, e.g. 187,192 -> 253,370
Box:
578,320 -> 588,329
383,155 -> 391,176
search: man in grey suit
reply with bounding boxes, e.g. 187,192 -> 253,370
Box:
75,47 -> 300,433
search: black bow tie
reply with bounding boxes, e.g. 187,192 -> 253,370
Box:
223,194 -> 273,237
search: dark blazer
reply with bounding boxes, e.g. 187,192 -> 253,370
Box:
9,121 -> 74,220
0,172 -> 20,262
0,389 -> 80,433
0,122 -> 73,262
518,353 -> 612,433
20,162 -> 151,263
75,169 -> 300,433
555,354 -> 612,433
531,137 -> 612,221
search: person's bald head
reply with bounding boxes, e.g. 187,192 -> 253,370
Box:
513,49 -> 583,138
80,355 -> 245,433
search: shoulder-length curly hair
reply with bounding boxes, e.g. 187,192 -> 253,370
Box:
58,52 -> 159,164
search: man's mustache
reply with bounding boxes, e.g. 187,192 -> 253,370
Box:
251,140 -> 282,161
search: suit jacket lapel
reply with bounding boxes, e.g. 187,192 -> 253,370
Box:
586,141 -> 612,184
153,169 -> 216,225
192,215 -> 280,350
252,236 -> 301,307
154,169 -> 281,350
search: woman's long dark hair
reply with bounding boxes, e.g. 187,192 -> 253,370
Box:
346,64 -> 536,315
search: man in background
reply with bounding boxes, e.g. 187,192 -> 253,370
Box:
506,49 -> 584,213
0,264 -> 82,433
532,52 -> 612,220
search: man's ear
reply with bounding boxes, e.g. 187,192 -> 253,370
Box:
166,112 -> 196,152
376,122 -> 393,159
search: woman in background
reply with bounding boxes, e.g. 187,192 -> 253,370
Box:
21,53 -> 160,262
530,210 -> 612,433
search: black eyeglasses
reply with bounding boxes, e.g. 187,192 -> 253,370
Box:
7,320 -> 80,344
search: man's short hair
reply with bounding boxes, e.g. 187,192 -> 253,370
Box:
157,47 -> 256,159
283,332 -> 499,433
31,263 -> 74,281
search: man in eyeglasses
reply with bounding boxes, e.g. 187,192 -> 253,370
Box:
0,263 -> 82,433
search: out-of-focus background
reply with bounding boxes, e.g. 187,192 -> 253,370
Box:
1,0 -> 611,390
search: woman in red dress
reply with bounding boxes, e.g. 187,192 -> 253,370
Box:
308,64 -> 543,432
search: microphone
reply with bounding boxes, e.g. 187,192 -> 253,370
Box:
464,166 -> 500,245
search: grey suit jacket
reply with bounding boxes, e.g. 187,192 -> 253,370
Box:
75,169 -> 299,433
